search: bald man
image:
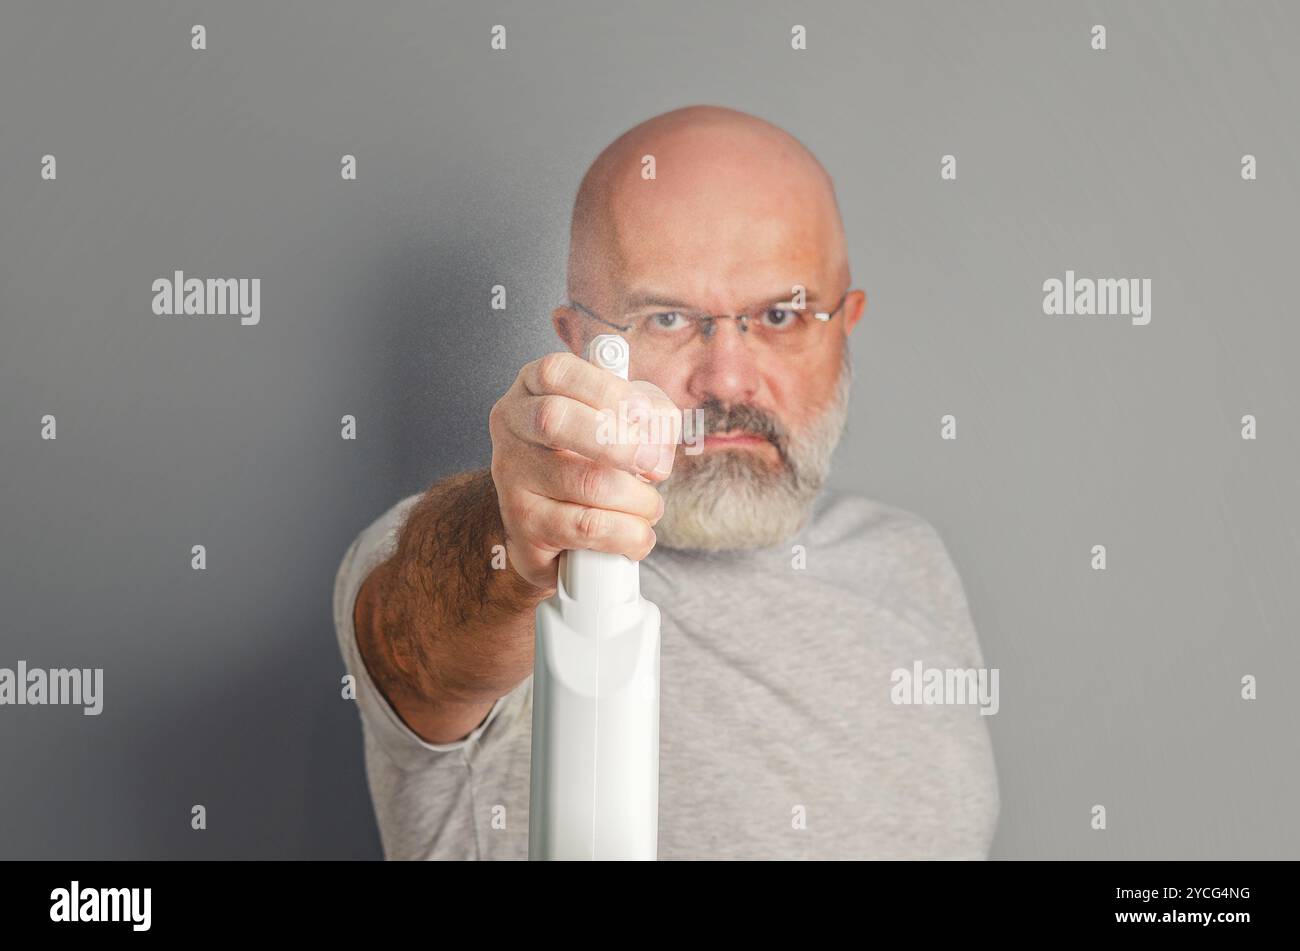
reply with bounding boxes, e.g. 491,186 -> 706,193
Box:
334,106 -> 999,860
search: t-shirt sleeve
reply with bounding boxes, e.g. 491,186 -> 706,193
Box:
914,519 -> 989,672
332,493 -> 516,771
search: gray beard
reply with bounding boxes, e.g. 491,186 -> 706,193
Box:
654,349 -> 852,552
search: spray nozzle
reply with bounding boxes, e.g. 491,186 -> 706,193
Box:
589,334 -> 629,380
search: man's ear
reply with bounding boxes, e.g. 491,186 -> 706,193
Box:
842,289 -> 867,336
552,306 -> 585,355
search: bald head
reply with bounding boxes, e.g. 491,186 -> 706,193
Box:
553,107 -> 864,551
566,106 -> 849,312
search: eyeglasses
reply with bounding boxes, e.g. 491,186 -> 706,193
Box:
566,291 -> 849,357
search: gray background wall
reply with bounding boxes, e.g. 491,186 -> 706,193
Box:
1,0 -> 1296,859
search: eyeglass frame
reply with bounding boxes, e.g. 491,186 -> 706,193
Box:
564,290 -> 851,340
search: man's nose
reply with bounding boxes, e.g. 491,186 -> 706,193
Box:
684,318 -> 760,407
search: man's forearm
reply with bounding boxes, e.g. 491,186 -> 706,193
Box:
353,470 -> 550,744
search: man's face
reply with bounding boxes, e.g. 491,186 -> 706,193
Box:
557,121 -> 865,550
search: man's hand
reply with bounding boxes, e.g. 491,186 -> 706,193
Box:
351,350 -> 680,745
489,351 -> 682,590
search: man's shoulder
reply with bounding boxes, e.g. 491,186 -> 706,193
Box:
806,488 -> 946,553
807,490 -> 983,662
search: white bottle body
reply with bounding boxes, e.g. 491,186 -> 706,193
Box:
527,333 -> 662,860
528,548 -> 661,860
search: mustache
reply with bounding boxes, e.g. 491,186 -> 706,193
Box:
687,398 -> 790,465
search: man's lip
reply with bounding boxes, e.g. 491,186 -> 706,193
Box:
704,432 -> 770,447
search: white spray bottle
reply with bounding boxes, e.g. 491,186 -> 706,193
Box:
528,334 -> 662,861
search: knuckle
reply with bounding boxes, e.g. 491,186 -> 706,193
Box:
489,440 -> 516,486
577,463 -> 609,506
489,442 -> 507,476
533,396 -> 568,444
633,522 -> 656,559
536,352 -> 571,393
574,506 -> 607,544
487,397 -> 504,436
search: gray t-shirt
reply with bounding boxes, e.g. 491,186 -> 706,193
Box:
333,489 -> 999,859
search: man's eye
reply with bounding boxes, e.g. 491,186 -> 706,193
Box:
648,312 -> 690,331
762,308 -> 798,329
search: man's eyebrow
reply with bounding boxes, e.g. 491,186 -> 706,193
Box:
620,291 -> 694,311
